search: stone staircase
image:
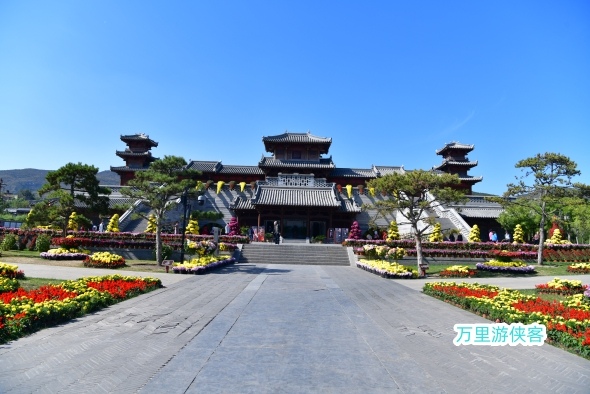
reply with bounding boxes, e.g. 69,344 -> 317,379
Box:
239,242 -> 352,266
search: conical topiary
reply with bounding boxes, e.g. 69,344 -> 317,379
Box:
228,216 -> 239,236
429,222 -> 443,242
107,214 -> 120,232
185,218 -> 200,235
468,224 -> 481,243
387,220 -> 400,241
349,221 -> 361,240
144,214 -> 156,233
68,212 -> 79,231
512,224 -> 524,244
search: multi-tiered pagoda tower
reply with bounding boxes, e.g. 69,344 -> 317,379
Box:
110,134 -> 159,185
432,142 -> 482,193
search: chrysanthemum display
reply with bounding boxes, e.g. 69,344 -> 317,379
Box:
83,252 -> 126,269
0,274 -> 161,343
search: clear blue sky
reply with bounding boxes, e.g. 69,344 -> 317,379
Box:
1,1 -> 589,195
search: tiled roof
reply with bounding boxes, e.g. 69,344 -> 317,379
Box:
457,176 -> 483,183
258,157 -> 335,169
436,142 -> 474,155
433,160 -> 478,170
262,131 -> 332,144
373,166 -> 405,176
231,196 -> 255,210
115,150 -> 156,158
219,165 -> 264,175
253,186 -> 341,207
329,168 -> 377,178
110,166 -> 149,172
449,195 -> 504,218
340,198 -> 362,212
120,133 -> 158,147
185,161 -> 264,175
186,161 -> 221,172
456,207 -> 503,218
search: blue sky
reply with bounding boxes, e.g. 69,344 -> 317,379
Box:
1,0 -> 589,195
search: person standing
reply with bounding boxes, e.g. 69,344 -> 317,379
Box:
504,231 -> 510,242
98,221 -> 104,232
273,221 -> 280,244
491,231 -> 498,242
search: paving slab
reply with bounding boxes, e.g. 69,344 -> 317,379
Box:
0,263 -> 588,393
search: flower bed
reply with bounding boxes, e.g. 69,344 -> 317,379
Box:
0,263 -> 25,279
344,238 -> 590,263
439,265 -> 477,278
83,252 -> 126,269
535,278 -> 588,296
476,260 -> 536,274
356,259 -> 418,279
0,274 -> 162,344
423,280 -> 590,358
40,248 -> 89,260
568,263 -> 590,274
0,277 -> 19,293
172,256 -> 236,275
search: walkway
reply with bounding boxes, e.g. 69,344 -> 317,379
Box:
0,263 -> 589,393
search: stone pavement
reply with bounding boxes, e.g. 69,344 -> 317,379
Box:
0,263 -> 589,393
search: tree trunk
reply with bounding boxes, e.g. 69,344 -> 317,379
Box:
537,201 -> 546,265
414,230 -> 425,277
155,222 -> 163,265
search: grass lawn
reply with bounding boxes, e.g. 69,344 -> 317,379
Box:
18,277 -> 66,291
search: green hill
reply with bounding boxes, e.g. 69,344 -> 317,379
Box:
0,169 -> 120,195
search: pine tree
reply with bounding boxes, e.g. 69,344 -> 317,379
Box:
468,224 -> 481,243
386,220 -> 400,241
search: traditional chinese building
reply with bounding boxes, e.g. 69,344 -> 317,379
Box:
432,142 -> 482,193
112,132 -> 493,240
111,134 -> 159,185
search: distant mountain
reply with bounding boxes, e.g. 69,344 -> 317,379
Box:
0,169 -> 120,195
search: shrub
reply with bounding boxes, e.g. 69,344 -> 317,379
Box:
0,234 -> 17,251
35,234 -> 52,253
153,243 -> 173,261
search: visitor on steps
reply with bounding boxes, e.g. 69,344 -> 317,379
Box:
273,221 -> 280,244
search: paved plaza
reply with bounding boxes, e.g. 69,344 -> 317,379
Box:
0,263 -> 589,393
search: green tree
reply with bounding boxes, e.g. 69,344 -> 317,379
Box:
493,153 -> 588,265
31,163 -> 110,234
365,170 -> 467,276
496,200 -> 541,242
121,156 -> 200,264
18,189 -> 36,201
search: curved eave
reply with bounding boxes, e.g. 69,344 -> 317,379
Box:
110,166 -> 149,173
433,160 -> 478,171
262,132 -> 332,153
258,157 -> 336,169
458,176 -> 483,183
120,134 -> 159,147
435,143 -> 474,155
